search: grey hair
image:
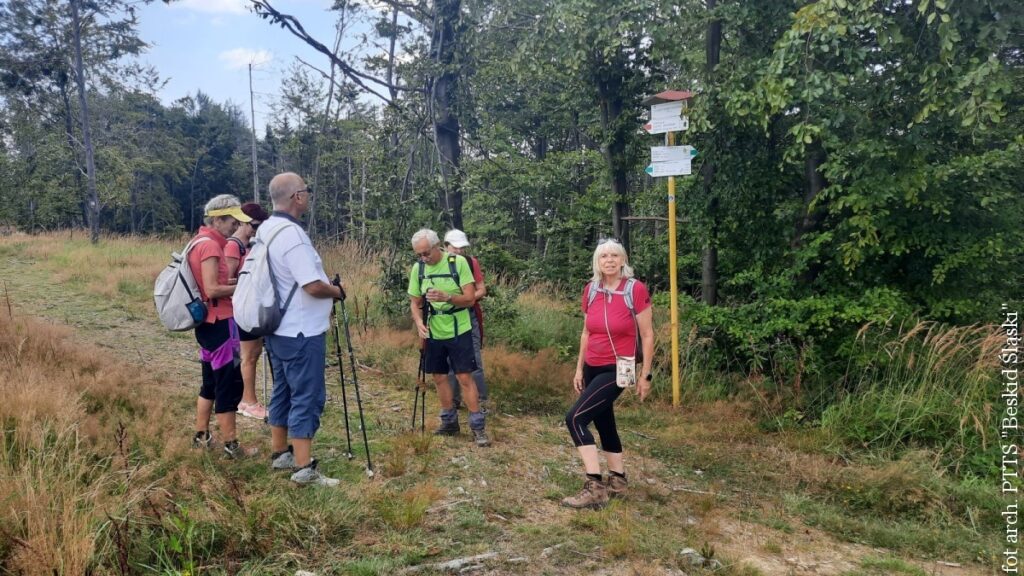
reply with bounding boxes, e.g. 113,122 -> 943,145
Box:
203,194 -> 242,226
268,172 -> 302,207
411,228 -> 440,248
590,239 -> 634,285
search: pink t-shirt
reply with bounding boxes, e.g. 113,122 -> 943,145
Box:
582,278 -> 651,367
186,226 -> 233,323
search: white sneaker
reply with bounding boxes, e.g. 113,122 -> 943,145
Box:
290,459 -> 340,487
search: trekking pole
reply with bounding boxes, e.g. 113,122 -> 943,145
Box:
413,343 -> 427,433
334,275 -> 374,475
261,349 -> 270,425
330,295 -> 354,460
412,346 -> 423,431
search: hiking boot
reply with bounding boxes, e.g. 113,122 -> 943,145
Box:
434,421 -> 461,436
606,473 -> 628,498
271,445 -> 296,470
238,401 -> 267,420
223,440 -> 258,459
290,459 -> 340,487
472,428 -> 491,447
192,431 -> 212,449
561,478 -> 608,510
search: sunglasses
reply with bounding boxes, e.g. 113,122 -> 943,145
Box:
291,186 -> 314,199
250,221 -> 261,231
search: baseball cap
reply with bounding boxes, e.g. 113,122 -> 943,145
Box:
240,202 -> 270,222
444,229 -> 470,248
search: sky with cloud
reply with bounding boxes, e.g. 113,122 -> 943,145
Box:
136,0 -> 357,131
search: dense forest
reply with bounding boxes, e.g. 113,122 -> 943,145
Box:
1,1 -> 1022,470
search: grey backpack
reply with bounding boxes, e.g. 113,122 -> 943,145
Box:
153,237 -> 211,331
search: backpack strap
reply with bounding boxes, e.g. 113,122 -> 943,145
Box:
585,281 -> 599,312
263,223 -> 301,313
181,236 -> 213,303
226,236 -> 246,258
447,254 -> 460,285
622,278 -> 637,314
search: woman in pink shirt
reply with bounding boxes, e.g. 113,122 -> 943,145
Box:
562,239 -> 654,510
186,194 -> 253,458
224,202 -> 271,420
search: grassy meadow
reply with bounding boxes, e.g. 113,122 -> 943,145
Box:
0,232 -> 1006,575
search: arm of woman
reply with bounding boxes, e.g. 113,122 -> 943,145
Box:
201,257 -> 234,299
636,307 -> 655,401
574,326 -> 589,394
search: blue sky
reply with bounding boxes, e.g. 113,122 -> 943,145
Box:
135,0 -> 368,131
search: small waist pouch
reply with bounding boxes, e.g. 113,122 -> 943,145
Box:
616,355 -> 636,388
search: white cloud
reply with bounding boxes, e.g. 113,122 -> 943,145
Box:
219,48 -> 273,70
173,0 -> 248,15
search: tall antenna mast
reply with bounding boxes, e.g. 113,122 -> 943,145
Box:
249,62 -> 259,203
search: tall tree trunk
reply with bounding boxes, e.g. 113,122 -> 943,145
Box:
309,16 -> 345,239
701,0 -> 722,305
129,175 -> 138,235
360,157 -> 367,241
597,59 -> 630,252
793,141 -> 827,285
431,0 -> 463,229
59,83 -> 87,227
71,0 -> 99,243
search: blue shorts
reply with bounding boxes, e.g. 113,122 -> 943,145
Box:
425,330 -> 477,375
265,332 -> 327,439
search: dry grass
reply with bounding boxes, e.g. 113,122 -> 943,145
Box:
0,233 -> 1003,575
0,312 -> 174,574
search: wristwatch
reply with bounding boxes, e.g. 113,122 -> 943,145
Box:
644,373 -> 653,382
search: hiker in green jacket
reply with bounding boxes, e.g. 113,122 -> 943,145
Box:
408,228 -> 490,447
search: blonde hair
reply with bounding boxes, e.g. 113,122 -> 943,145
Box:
203,194 -> 241,226
590,239 -> 634,285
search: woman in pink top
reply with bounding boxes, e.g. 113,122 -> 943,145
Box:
224,202 -> 271,420
562,239 -> 654,510
186,194 -> 252,458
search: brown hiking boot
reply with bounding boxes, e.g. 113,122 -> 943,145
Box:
606,473 -> 627,498
561,478 -> 608,510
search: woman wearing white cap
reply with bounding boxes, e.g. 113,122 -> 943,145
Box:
443,229 -> 488,411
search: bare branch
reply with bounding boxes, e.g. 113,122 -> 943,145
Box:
249,0 -> 424,105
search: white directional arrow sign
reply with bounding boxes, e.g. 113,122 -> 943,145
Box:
643,101 -> 689,134
646,146 -> 697,177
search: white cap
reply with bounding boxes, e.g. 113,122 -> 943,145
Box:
444,229 -> 470,248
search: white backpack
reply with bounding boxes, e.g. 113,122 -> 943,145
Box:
233,223 -> 299,336
153,237 -> 211,331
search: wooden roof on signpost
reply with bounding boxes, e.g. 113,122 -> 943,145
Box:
641,90 -> 694,106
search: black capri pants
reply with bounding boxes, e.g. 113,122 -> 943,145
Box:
565,363 -> 624,453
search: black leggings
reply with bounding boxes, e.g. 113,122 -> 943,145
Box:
565,364 -> 624,452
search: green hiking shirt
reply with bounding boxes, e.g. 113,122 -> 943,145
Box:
407,253 -> 474,340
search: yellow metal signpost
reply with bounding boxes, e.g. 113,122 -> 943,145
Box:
642,90 -> 694,407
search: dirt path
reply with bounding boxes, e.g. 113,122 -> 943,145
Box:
0,241 -> 994,576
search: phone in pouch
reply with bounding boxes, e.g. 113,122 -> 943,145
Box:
616,356 -> 636,388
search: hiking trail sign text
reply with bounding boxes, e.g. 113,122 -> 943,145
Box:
646,145 -> 697,177
643,101 -> 689,134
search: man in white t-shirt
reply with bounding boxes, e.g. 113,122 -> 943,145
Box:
259,172 -> 344,487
